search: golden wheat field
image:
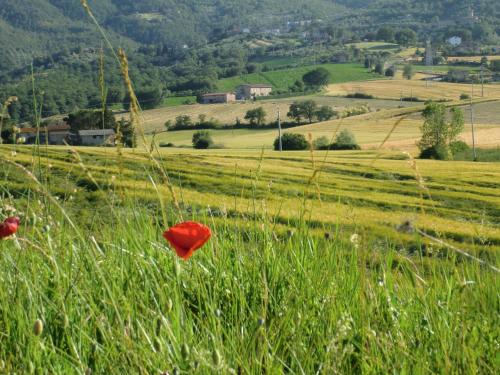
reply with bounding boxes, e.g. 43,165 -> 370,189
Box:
326,79 -> 500,100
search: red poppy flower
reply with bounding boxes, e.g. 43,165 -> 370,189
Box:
0,217 -> 20,239
163,221 -> 211,260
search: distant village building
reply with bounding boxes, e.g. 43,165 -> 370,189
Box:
201,92 -> 236,104
425,40 -> 433,66
236,84 -> 273,100
447,36 -> 462,47
18,124 -> 71,145
78,129 -> 115,146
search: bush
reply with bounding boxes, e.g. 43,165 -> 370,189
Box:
274,133 -> 309,151
450,140 -> 470,155
460,93 -> 471,100
331,129 -> 360,150
313,136 -> 331,150
346,93 -> 374,99
192,131 -> 213,149
401,97 -> 421,102
159,142 -> 175,148
419,145 -> 451,160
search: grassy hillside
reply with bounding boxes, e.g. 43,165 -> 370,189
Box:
216,63 -> 380,92
1,145 -> 499,372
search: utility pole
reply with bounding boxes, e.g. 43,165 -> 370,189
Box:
470,84 -> 477,161
277,107 -> 283,152
480,65 -> 484,98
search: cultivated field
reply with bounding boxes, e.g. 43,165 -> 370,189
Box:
326,78 -> 500,101
137,96 -> 415,132
150,99 -> 500,151
1,145 -> 499,373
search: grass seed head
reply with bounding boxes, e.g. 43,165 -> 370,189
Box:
33,319 -> 43,336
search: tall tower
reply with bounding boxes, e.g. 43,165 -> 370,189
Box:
425,40 -> 433,66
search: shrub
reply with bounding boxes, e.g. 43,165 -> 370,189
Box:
419,145 -> 451,160
313,136 -> 331,150
159,142 -> 175,148
460,93 -> 471,100
401,97 -> 420,102
346,93 -> 374,99
274,133 -> 309,151
342,105 -> 371,118
315,106 -> 337,122
450,140 -> 470,155
331,129 -> 360,150
192,131 -> 213,149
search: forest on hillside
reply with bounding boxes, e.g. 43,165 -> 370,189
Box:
0,0 -> 499,123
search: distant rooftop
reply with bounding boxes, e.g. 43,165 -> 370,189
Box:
202,92 -> 233,96
239,84 -> 273,88
79,129 -> 115,136
19,124 -> 70,133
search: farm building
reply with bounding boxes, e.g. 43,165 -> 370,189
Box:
236,84 -> 273,100
18,124 -> 71,145
201,92 -> 236,104
78,129 -> 115,146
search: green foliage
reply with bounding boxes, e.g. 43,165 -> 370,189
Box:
192,130 -> 213,149
302,67 -> 331,87
116,118 -> 136,148
65,109 -> 116,131
403,64 -> 414,80
287,100 -> 318,124
313,136 -> 331,150
315,106 -> 337,122
419,103 -> 464,158
385,66 -> 396,77
274,133 -> 309,150
331,129 -> 360,150
341,105 -> 371,118
244,107 -> 267,127
395,28 -> 417,46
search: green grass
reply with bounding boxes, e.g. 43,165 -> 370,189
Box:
162,96 -> 197,107
217,63 -> 380,92
0,145 -> 499,373
453,147 -> 500,162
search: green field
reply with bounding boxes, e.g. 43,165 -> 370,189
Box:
0,145 -> 499,373
216,63 -> 381,92
162,96 -> 197,107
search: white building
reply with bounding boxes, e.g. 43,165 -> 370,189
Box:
79,129 -> 115,146
447,36 -> 462,48
236,84 -> 273,100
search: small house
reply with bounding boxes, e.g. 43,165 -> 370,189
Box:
18,124 -> 71,145
78,129 -> 115,146
201,92 -> 236,104
236,84 -> 273,100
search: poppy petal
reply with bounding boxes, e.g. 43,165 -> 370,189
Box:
0,217 -> 20,239
163,221 -> 211,260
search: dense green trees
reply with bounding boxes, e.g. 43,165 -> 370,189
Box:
274,133 -> 309,151
302,68 -> 331,88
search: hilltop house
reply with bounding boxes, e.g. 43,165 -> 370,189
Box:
78,129 -> 115,146
18,124 -> 71,145
201,92 -> 236,104
236,84 -> 273,100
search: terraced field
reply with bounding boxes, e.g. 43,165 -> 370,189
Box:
2,146 -> 499,255
326,78 -> 500,101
